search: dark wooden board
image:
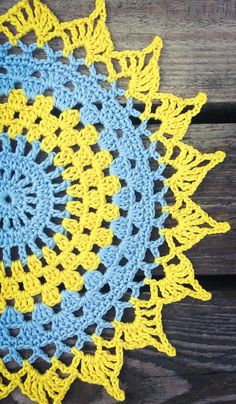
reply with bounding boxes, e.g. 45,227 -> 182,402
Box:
156,123 -> 236,276
1,0 -> 236,102
0,0 -> 235,403
2,291 -> 236,403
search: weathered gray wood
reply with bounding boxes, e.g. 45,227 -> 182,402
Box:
2,290 -> 236,403
185,124 -> 235,276
146,123 -> 236,275
1,0 -> 236,102
0,1 -> 235,403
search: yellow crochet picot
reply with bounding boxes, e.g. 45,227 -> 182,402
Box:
0,88 -> 120,313
0,0 -> 230,403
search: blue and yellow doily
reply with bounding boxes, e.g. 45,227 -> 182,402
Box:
0,0 -> 230,402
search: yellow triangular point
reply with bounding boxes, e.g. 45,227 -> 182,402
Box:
149,92 -> 207,141
113,289 -> 176,358
161,196 -> 230,253
164,144 -> 226,196
154,253 -> 211,302
103,36 -> 163,102
61,0 -> 114,58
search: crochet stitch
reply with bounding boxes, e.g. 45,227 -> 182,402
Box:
0,0 -> 230,402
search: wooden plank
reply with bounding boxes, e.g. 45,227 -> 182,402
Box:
149,123 -> 236,275
3,290 -> 236,403
0,2 -> 235,403
1,0 -> 236,102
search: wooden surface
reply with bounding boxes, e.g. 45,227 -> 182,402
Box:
2,0 -> 236,102
2,291 -> 236,404
0,0 -> 236,403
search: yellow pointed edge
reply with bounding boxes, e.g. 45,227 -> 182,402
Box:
0,0 -> 231,402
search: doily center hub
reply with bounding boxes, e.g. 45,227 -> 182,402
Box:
0,192 -> 13,206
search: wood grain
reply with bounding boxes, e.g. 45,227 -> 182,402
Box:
1,0 -> 236,102
143,123 -> 235,276
182,124 -> 235,276
0,1 -> 235,403
2,291 -> 236,404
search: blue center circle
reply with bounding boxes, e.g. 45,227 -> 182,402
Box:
0,191 -> 12,205
0,134 -> 71,266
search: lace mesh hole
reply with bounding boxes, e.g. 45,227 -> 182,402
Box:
64,81 -> 75,91
121,307 -> 135,323
47,37 -> 64,51
73,48 -> 86,59
139,284 -> 151,300
135,190 -> 142,202
23,313 -> 32,321
18,282 -> 24,291
17,349 -> 33,360
58,283 -> 66,292
0,374 -> 10,386
57,55 -> 70,64
62,336 -> 78,347
164,216 -> 178,229
42,343 -> 56,357
6,299 -> 15,307
43,322 -> 52,331
59,353 -> 74,366
144,249 -> 155,264
31,359 -> 51,374
5,267 -> 12,277
153,179 -> 163,193
20,31 -> 37,44
9,328 -> 20,337
33,48 -> 47,60
141,134 -> 151,149
102,306 -> 116,322
44,89 -> 53,97
24,211 -> 33,221
39,276 -> 46,285
99,327 -> 115,341
0,32 -> 8,44
33,294 -> 42,304
149,157 -> 158,171
81,341 -> 96,355
0,349 -> 8,358
14,82 -> 22,89
73,307 -> 83,317
129,159 -> 136,168
0,67 -> 7,74
150,227 -> 160,241
112,235 -> 121,246
52,304 -> 61,314
100,283 -> 110,294
119,257 -> 128,266
3,21 -> 17,35
119,288 -> 132,302
154,203 -> 162,218
4,362 -> 22,373
133,269 -> 145,283
8,47 -> 23,56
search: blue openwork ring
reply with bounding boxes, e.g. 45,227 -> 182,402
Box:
0,134 -> 71,266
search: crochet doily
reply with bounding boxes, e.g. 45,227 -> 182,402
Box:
0,0 -> 230,402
